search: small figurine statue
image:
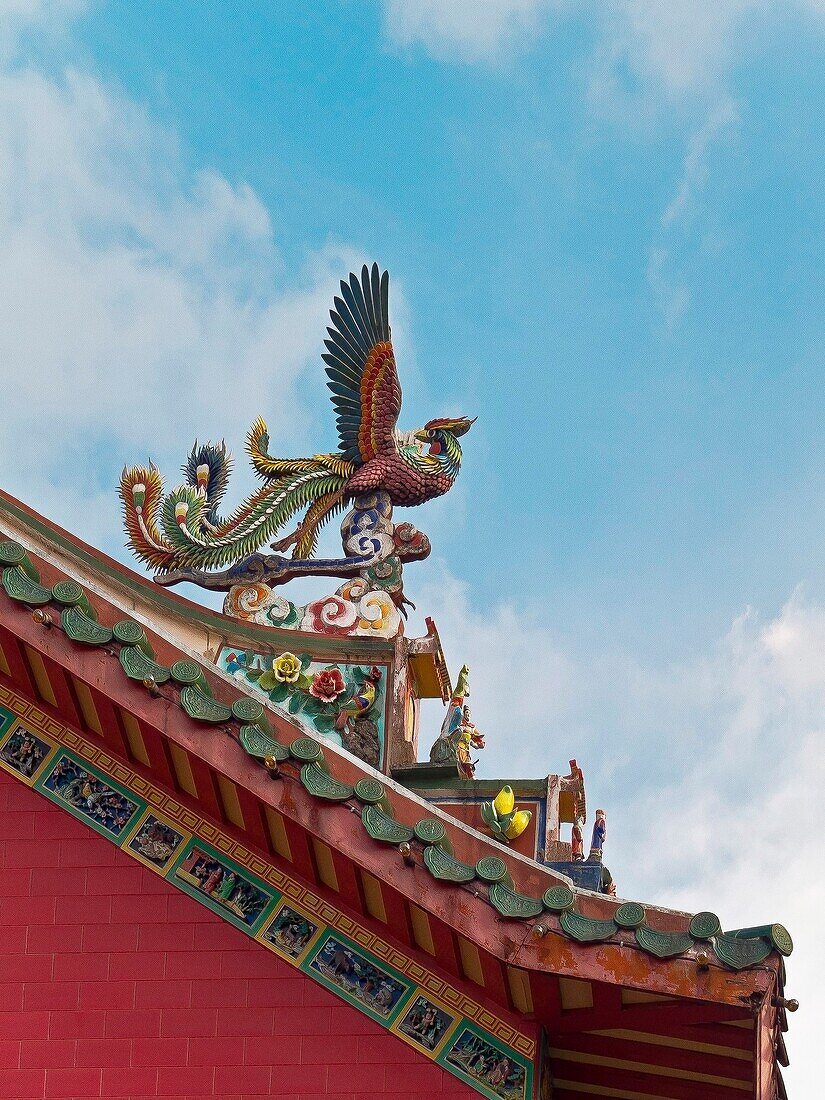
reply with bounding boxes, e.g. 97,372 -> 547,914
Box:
429,665 -> 485,778
589,808 -> 606,861
571,800 -> 585,861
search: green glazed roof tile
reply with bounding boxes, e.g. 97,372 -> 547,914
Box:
290,737 -> 323,763
0,540 -> 39,579
112,619 -> 154,656
361,804 -> 414,845
179,685 -> 232,723
475,856 -> 509,884
238,724 -> 289,762
488,882 -> 543,920
714,933 -> 772,970
2,566 -> 51,605
543,885 -> 575,913
614,901 -> 646,929
231,696 -> 266,724
689,911 -> 721,940
60,606 -> 113,646
300,762 -> 354,802
559,910 -> 617,943
414,818 -> 448,846
634,926 -> 694,959
354,777 -> 387,805
118,645 -> 170,684
423,844 -> 475,883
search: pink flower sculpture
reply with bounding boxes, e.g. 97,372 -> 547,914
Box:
309,668 -> 346,704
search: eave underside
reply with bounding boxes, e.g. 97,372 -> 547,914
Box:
0,614 -> 781,1100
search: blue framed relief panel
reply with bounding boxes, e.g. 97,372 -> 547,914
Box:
303,929 -> 413,1026
390,991 -> 460,1058
123,809 -> 189,876
439,1022 -> 533,1100
0,718 -> 57,786
168,837 -> 278,933
256,898 -> 324,964
35,747 -> 144,841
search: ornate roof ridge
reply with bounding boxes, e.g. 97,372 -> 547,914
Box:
0,530 -> 793,975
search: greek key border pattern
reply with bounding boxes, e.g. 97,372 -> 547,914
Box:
0,683 -> 535,1071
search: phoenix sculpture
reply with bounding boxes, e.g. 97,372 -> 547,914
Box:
120,264 -> 474,619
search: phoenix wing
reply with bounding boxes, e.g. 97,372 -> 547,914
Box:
322,263 -> 402,466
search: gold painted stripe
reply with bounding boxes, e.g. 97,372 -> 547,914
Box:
549,1049 -> 751,1091
506,966 -> 533,1015
559,976 -> 593,1010
409,903 -> 436,956
457,935 -> 485,987
0,641 -> 11,677
360,871 -> 387,923
0,680 -> 537,1059
553,1079 -> 673,1099
588,1029 -> 751,1061
264,806 -> 292,862
72,679 -> 103,736
168,742 -> 198,799
215,774 -> 245,829
119,709 -> 150,767
622,989 -> 675,1005
721,1019 -> 754,1030
312,839 -> 339,892
22,645 -> 57,707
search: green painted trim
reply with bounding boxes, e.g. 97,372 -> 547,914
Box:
302,927 -> 414,1027
0,705 -> 16,737
168,835 -> 278,934
437,1020 -> 534,1100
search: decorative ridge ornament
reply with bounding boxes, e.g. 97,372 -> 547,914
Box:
429,664 -> 485,778
119,265 -> 475,638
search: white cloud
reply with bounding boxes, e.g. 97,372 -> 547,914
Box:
384,0 -> 824,96
647,96 -> 738,327
0,55 -> 369,554
383,0 -> 552,64
413,573 -> 823,1092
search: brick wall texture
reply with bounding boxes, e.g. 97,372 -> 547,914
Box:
0,769 -> 477,1100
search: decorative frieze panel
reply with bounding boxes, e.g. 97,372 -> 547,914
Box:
0,695 -> 535,1100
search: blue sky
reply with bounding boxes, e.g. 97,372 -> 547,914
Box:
1,1 -> 823,1089
62,0 -> 825,657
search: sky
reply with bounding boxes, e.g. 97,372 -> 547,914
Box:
0,0 -> 823,1090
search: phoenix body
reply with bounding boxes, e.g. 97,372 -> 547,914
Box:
120,264 -> 474,574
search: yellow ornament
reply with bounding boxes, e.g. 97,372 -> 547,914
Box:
503,809 -> 532,840
493,785 -> 515,817
272,652 -> 301,683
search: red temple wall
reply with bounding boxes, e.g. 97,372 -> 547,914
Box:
0,770 -> 476,1100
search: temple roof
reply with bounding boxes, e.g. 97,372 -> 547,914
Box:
0,488 -> 794,1099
